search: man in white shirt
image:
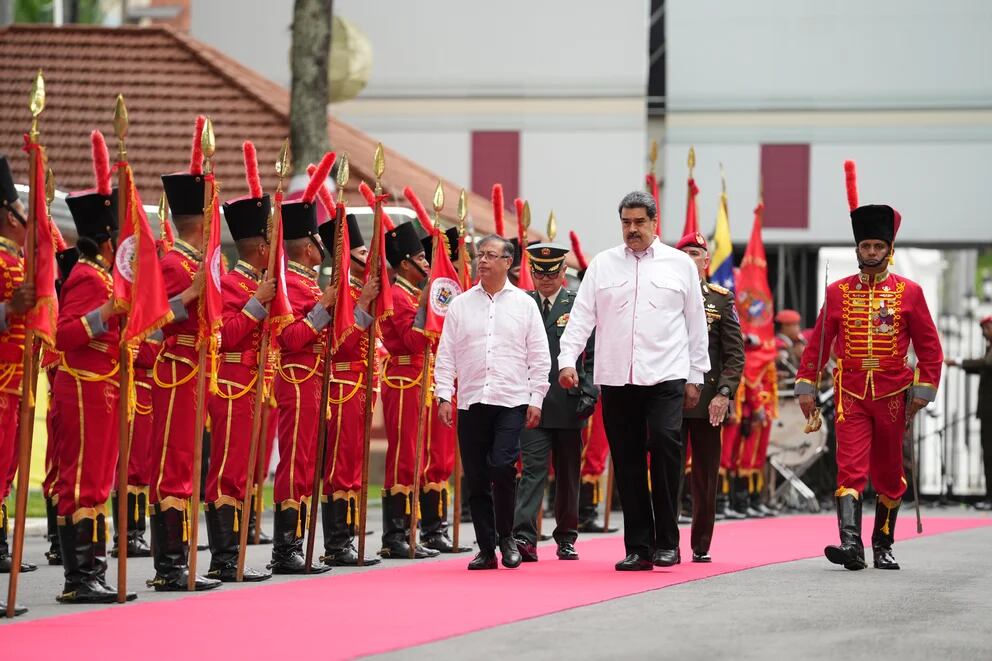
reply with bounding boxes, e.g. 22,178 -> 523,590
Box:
558,191 -> 710,571
435,235 -> 551,570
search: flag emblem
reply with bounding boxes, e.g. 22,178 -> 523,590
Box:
114,234 -> 138,283
429,277 -> 461,316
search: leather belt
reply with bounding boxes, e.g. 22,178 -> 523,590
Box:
842,356 -> 908,371
219,351 -> 258,367
174,334 -> 197,348
391,355 -> 418,366
331,360 -> 367,372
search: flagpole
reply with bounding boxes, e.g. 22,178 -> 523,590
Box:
451,189 -> 469,553
236,139 -> 290,581
6,71 -> 45,618
407,182 -> 443,558
112,94 -> 132,604
357,143 -> 385,566
187,117 -> 215,590
305,154 -> 349,571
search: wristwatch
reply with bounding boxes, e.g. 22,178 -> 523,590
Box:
717,385 -> 733,398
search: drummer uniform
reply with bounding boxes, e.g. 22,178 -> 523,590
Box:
796,200 -> 942,570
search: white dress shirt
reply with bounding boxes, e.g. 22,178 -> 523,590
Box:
434,279 -> 551,410
558,237 -> 710,387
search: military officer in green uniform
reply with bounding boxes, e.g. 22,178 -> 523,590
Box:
512,243 -> 597,561
676,232 -> 745,562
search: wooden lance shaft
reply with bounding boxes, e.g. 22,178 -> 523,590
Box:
115,142 -> 131,604
451,225 -> 471,552
408,346 -> 432,558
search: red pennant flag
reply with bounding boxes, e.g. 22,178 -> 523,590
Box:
21,137 -> 57,347
159,207 -> 175,254
365,207 -> 394,323
646,172 -> 661,237
359,181 -> 395,231
514,198 -> 534,291
457,231 -> 472,290
734,201 -> 777,383
268,190 -> 295,335
421,225 -> 462,339
113,163 -> 173,342
199,173 -> 225,345
683,178 -> 699,237
330,203 -> 357,351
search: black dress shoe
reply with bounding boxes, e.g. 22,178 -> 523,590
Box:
0,599 -> 27,617
467,550 -> 497,570
499,537 -> 521,568
207,564 -> 272,582
578,520 -> 618,533
556,542 -> 579,560
322,544 -> 381,566
0,556 -> 37,573
974,500 -> 992,511
824,544 -> 867,570
147,570 -> 223,592
872,547 -> 900,570
652,548 -> 681,567
516,540 -> 539,562
692,551 -> 712,563
615,553 -> 652,571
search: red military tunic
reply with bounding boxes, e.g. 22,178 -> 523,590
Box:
796,270 -> 942,499
119,340 -> 157,496
148,238 -> 202,510
205,260 -> 277,508
380,275 -> 429,496
580,399 -> 609,500
52,256 -> 121,518
0,236 -> 25,500
738,358 -> 777,492
273,261 -> 330,509
323,275 -> 373,517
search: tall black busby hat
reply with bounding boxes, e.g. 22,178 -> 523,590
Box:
845,160 -> 901,245
161,115 -> 207,217
0,155 -> 19,213
66,131 -> 118,241
223,141 -> 270,242
385,220 -> 425,269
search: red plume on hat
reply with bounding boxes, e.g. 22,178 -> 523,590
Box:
90,130 -> 111,196
569,230 -> 588,271
491,183 -> 505,237
243,141 -> 263,198
303,151 -> 336,204
358,180 -> 395,231
307,162 -> 336,214
844,160 -> 858,212
403,186 -> 435,235
189,115 -> 206,176
514,197 -> 526,243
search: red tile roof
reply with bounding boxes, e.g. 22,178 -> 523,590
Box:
0,24 -> 537,240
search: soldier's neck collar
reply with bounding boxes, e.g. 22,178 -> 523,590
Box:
395,275 -> 420,295
858,270 -> 889,284
234,259 -> 262,281
0,235 -> 21,257
287,260 -> 317,281
349,274 -> 364,289
174,238 -> 203,262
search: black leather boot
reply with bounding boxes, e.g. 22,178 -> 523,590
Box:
321,498 -> 378,566
732,475 -> 750,517
0,502 -> 36,573
378,492 -> 438,559
268,503 -> 308,574
871,497 -> 901,570
112,491 -> 152,558
56,516 -> 130,604
205,502 -> 271,582
577,481 -> 616,533
824,493 -> 867,570
421,488 -> 470,553
148,505 -> 221,592
722,473 -> 746,520
298,499 -> 332,573
95,513 -> 137,599
45,497 -> 62,565
247,495 -> 272,545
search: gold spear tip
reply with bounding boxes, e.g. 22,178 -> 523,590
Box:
720,162 -> 727,194
276,139 -> 291,178
113,94 -> 129,140
158,191 -> 167,222
688,145 -> 696,171
649,139 -> 658,165
457,189 -> 467,222
546,210 -> 557,240
336,152 -> 350,189
45,167 -> 56,204
201,117 -> 216,159
373,143 -> 385,179
30,69 -> 45,117
522,200 -> 531,230
432,181 -> 444,213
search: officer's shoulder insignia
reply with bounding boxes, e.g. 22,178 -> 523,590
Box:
708,282 -> 730,295
556,313 -> 570,327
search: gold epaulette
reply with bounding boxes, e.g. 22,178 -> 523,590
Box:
708,282 -> 730,295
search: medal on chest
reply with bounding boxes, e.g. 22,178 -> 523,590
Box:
872,299 -> 895,335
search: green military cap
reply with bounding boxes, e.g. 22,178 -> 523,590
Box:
527,242 -> 569,274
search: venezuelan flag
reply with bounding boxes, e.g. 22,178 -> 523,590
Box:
708,191 -> 734,290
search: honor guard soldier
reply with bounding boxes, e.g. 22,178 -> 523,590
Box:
52,132 -> 136,603
379,220 -> 439,559
676,232 -> 745,561
418,226 -> 470,553
511,242 -> 597,562
147,117 -> 220,592
203,149 -> 277,583
267,166 -> 337,575
738,347 -> 778,517
797,161 -> 942,571
316,214 -> 380,565
0,155 -> 37,578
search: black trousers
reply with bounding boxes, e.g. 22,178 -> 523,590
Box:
512,427 -> 582,546
601,381 -> 685,559
458,403 -> 527,553
680,418 -> 721,554
982,419 -> 992,503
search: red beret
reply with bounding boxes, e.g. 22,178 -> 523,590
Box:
775,309 -> 801,324
676,232 -> 707,251
981,315 -> 992,327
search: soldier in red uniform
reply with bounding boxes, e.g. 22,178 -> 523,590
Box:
797,163 -> 942,571
578,401 -> 614,531
317,214 -> 380,565
52,135 -> 136,603
202,166 -> 276,583
146,122 -> 220,592
267,181 -> 338,575
379,220 -> 439,559
717,392 -> 747,519
737,353 -> 777,517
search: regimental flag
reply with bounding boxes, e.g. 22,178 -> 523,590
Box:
310,174 -> 356,352
267,189 -> 294,335
735,201 -> 776,383
683,177 -> 700,237
646,172 -> 661,237
113,162 -> 173,343
514,197 -> 534,291
422,223 -> 462,339
21,137 -> 57,347
200,173 -> 224,345
708,190 -> 735,291
361,186 -> 394,323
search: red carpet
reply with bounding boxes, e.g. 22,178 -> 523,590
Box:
2,515 -> 989,659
